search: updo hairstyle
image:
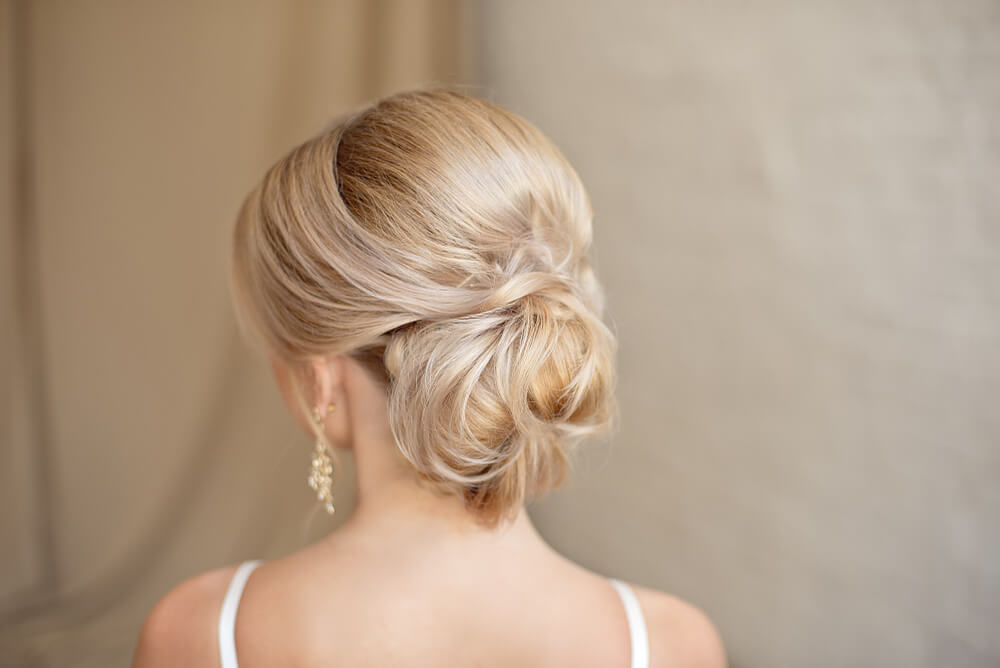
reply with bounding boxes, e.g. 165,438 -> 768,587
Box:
230,87 -> 618,529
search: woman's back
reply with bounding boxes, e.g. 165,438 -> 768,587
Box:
206,515 -> 722,668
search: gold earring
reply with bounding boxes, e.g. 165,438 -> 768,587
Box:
308,403 -> 336,514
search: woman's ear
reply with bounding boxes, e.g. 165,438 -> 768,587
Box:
307,355 -> 344,411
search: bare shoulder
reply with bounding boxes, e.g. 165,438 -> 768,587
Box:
131,564 -> 240,668
632,584 -> 728,668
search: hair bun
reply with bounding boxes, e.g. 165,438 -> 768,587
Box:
383,266 -> 617,526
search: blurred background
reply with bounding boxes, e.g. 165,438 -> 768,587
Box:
2,1 -> 998,666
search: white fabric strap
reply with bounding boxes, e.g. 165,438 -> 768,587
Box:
609,578 -> 650,668
218,560 -> 263,668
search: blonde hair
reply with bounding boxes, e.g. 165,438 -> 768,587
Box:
230,86 -> 618,529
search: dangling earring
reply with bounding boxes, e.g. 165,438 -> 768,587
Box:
308,403 -> 336,514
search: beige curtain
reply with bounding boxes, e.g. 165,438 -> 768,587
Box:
0,1 -> 472,665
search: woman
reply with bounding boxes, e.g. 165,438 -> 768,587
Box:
132,87 -> 726,667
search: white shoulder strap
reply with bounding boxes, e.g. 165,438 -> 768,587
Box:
609,578 -> 650,668
218,560 -> 263,668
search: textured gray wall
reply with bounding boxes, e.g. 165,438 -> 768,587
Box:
478,1 -> 1000,666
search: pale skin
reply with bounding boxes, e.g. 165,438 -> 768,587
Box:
132,353 -> 727,667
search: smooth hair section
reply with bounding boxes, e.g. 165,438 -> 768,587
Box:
230,87 -> 619,529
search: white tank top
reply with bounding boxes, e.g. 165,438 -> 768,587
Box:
218,559 -> 650,668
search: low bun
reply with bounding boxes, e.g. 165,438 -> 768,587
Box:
383,267 -> 617,527
231,86 -> 619,528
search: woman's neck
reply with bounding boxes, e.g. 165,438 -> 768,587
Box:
327,356 -> 558,560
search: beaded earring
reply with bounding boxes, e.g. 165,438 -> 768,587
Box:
308,403 -> 336,514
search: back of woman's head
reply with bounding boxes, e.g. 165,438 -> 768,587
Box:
231,86 -> 618,529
